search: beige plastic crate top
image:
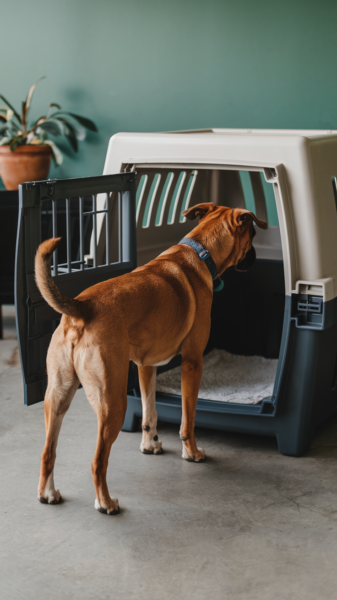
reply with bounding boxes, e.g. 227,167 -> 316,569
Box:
95,129 -> 337,301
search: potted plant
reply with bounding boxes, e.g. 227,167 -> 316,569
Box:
0,77 -> 97,190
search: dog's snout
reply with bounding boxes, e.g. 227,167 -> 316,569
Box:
235,245 -> 256,272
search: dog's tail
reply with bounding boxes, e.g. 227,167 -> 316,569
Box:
35,238 -> 88,319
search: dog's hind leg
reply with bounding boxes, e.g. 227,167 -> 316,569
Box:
180,354 -> 205,463
77,344 -> 128,514
91,404 -> 126,515
139,366 -> 163,455
38,334 -> 79,504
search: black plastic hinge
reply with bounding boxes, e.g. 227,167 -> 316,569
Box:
40,180 -> 57,199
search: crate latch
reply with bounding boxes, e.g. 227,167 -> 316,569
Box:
292,294 -> 324,329
297,296 -> 323,315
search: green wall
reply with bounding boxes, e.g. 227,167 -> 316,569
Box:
1,0 -> 336,188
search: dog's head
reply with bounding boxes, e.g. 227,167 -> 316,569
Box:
181,202 -> 268,275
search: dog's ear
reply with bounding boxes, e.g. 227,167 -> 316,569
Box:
236,209 -> 268,230
181,202 -> 216,221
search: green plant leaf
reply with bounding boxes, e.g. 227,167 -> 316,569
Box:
44,140 -> 63,165
53,111 -> 98,132
0,95 -> 21,124
47,103 -> 62,119
56,117 -> 78,152
0,136 -> 12,146
6,120 -> 19,134
22,101 -> 27,129
31,116 -> 47,129
25,77 -> 45,111
37,119 -> 63,136
10,135 -> 24,151
21,77 -> 46,131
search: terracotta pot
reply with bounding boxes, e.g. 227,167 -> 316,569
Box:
0,144 -> 52,190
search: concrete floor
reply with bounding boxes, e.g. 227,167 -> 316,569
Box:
1,306 -> 337,599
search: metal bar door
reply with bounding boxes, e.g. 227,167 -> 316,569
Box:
15,173 -> 137,406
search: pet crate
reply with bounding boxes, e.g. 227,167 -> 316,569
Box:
15,129 -> 337,457
92,128 -> 337,457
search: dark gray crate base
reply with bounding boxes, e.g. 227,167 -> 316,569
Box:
123,391 -> 337,457
123,305 -> 337,458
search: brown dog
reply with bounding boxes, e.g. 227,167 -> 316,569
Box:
35,202 -> 267,514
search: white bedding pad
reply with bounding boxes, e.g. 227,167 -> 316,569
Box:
156,348 -> 278,404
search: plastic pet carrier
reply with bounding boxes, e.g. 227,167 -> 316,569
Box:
15,129 -> 337,457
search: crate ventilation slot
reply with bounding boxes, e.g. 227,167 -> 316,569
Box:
136,170 -> 199,227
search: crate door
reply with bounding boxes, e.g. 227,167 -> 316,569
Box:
15,173 -> 137,406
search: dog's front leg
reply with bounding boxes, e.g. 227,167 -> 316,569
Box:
139,365 -> 163,455
180,356 -> 205,462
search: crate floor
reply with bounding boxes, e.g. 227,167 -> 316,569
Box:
156,348 -> 278,404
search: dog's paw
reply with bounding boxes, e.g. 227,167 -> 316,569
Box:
140,438 -> 163,455
182,445 -> 206,462
95,497 -> 119,515
38,488 -> 62,505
